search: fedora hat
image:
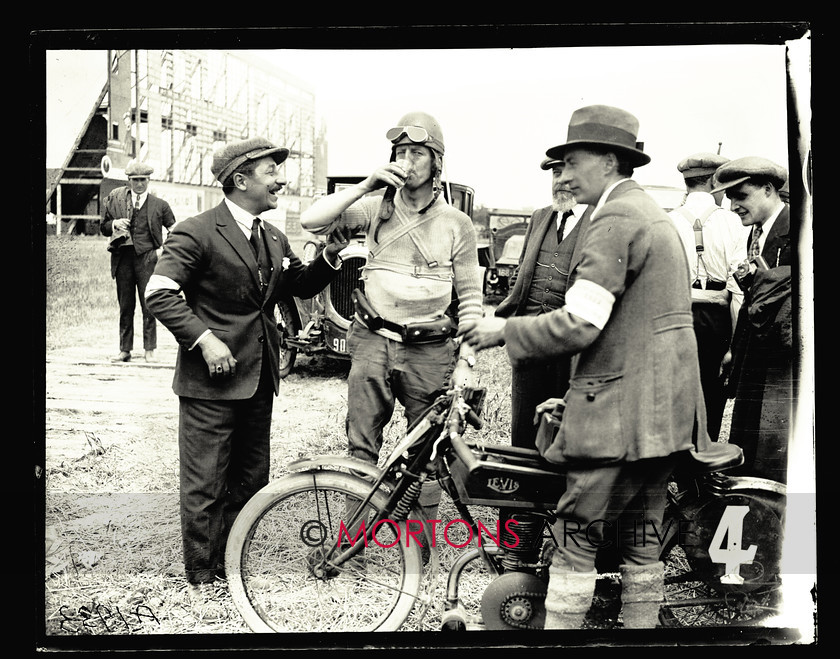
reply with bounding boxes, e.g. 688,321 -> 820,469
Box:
546,105 -> 651,167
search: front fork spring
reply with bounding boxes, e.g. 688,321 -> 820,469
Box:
392,479 -> 422,520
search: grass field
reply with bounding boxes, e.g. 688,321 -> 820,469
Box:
46,235 -> 120,351
41,234 -> 519,641
41,234 -> 733,644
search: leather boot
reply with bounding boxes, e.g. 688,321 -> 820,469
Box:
543,553 -> 598,629
619,561 -> 664,628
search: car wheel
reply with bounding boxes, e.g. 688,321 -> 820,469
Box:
274,299 -> 299,379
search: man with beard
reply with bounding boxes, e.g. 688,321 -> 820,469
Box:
491,156 -> 616,614
459,105 -> 710,629
495,156 -> 592,451
300,111 -> 483,522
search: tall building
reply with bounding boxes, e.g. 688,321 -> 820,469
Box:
46,49 -> 326,238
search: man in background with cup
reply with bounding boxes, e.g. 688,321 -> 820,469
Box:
301,111 -> 483,522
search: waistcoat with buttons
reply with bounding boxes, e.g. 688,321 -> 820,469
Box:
524,216 -> 583,314
131,201 -> 155,255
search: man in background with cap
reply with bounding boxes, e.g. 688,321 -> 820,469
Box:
712,156 -> 794,485
100,159 -> 176,363
146,137 -> 347,617
459,105 -> 710,630
668,152 -> 749,441
301,111 -> 482,525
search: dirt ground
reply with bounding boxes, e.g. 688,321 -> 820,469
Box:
43,329 -> 352,474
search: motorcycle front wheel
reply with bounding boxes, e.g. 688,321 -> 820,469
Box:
225,470 -> 424,633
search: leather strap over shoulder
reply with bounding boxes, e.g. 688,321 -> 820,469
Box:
369,202 -> 445,267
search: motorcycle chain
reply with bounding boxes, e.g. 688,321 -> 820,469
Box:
498,590 -> 546,630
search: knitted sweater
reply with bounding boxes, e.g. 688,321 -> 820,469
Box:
338,192 -> 484,326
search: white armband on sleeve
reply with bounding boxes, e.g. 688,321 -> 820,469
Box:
145,274 -> 181,299
564,279 -> 615,330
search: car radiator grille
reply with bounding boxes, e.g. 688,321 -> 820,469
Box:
328,255 -> 365,322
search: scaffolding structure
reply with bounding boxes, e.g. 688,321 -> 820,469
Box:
47,50 -> 324,235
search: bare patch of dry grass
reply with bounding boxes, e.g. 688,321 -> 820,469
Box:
41,236 -> 519,642
41,236 -> 733,644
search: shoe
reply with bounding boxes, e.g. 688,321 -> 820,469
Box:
188,582 -> 228,623
144,350 -> 156,363
111,351 -> 131,363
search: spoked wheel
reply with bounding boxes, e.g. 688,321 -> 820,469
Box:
225,471 -> 424,633
659,538 -> 782,627
274,299 -> 299,379
658,489 -> 785,627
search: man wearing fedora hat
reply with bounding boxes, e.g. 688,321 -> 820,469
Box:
491,156 -> 600,578
459,105 -> 710,629
668,152 -> 749,441
495,156 -> 592,452
145,137 -> 348,618
712,156 -> 794,485
100,159 -> 176,363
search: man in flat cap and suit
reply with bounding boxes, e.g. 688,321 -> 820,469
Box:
668,152 -> 749,441
459,105 -> 710,630
713,156 -> 794,485
145,137 -> 348,618
100,159 -> 176,363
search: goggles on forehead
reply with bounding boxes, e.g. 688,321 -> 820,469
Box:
386,125 -> 429,144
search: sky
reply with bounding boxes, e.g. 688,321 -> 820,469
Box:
249,42 -> 804,209
44,31 -> 809,211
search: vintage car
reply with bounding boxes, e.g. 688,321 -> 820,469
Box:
275,177 -> 475,378
643,184 -> 686,212
477,208 -> 532,298
476,186 -> 686,300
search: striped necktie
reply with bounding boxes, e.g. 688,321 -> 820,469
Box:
251,218 -> 270,291
749,224 -> 763,260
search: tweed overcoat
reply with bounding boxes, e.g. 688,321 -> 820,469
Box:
146,201 -> 336,400
504,180 -> 710,464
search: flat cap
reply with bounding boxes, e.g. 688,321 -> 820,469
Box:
711,156 -> 787,193
540,157 -> 562,171
125,159 -> 154,178
211,137 -> 290,184
677,152 -> 730,179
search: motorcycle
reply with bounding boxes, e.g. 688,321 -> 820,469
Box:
224,386 -> 785,633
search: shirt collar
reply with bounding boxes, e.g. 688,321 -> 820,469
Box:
224,197 -> 259,233
594,178 -> 630,215
759,202 -> 785,235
